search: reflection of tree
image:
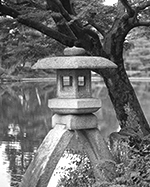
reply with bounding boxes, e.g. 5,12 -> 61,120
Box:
4,141 -> 34,187
0,81 -> 57,143
134,82 -> 150,124
92,82 -> 119,139
93,81 -> 150,138
0,81 -> 56,131
0,81 -> 56,186
1,81 -> 150,186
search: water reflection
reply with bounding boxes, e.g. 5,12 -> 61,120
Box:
0,81 -> 56,187
0,80 -> 150,187
133,82 -> 150,123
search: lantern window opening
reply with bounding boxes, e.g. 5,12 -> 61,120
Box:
78,76 -> 85,87
62,76 -> 73,87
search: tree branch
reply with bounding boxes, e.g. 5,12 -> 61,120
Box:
3,0 -> 46,11
87,18 -> 106,37
127,1 -> 150,28
29,0 -> 47,10
120,0 -> 135,16
46,0 -> 84,39
46,0 -> 71,21
82,28 -> 105,56
0,4 -> 76,46
18,17 -> 75,46
0,3 -> 19,17
51,12 -> 77,39
46,0 -> 101,54
134,21 -> 150,27
117,0 -> 125,16
138,1 -> 150,11
1,0 -> 104,56
59,0 -> 75,15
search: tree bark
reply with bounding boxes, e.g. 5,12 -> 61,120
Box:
100,66 -> 150,136
99,8 -> 150,136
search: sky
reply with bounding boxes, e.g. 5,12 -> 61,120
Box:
104,0 -> 118,5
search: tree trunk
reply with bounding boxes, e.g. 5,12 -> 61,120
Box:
96,16 -> 150,137
100,65 -> 150,137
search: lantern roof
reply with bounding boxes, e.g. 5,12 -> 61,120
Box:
32,56 -> 117,70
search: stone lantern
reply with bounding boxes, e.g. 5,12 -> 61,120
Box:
33,47 -> 116,115
20,47 -> 117,187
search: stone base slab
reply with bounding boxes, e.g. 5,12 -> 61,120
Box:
52,113 -> 98,130
48,98 -> 101,114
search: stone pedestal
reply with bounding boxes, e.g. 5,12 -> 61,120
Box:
52,113 -> 98,130
49,98 -> 101,114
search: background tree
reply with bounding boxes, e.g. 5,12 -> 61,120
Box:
0,16 -> 64,76
1,0 -> 150,186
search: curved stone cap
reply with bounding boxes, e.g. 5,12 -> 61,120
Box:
32,56 -> 117,70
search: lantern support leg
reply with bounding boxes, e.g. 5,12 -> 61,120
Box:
52,113 -> 116,183
77,129 -> 116,183
19,125 -> 74,187
20,114 -> 116,187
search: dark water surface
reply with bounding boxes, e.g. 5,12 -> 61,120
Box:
0,79 -> 150,187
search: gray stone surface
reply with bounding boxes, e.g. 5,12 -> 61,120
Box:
57,69 -> 91,99
64,46 -> 86,56
20,125 -> 74,187
48,98 -> 101,114
52,113 -> 98,130
32,56 -> 117,70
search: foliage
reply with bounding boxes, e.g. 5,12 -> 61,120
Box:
112,135 -> 150,187
0,16 -> 64,75
0,0 -> 117,73
56,149 -> 95,187
0,0 -> 149,73
124,36 -> 150,72
73,0 -> 116,32
58,135 -> 150,187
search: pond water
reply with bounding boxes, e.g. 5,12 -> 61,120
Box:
0,79 -> 150,187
